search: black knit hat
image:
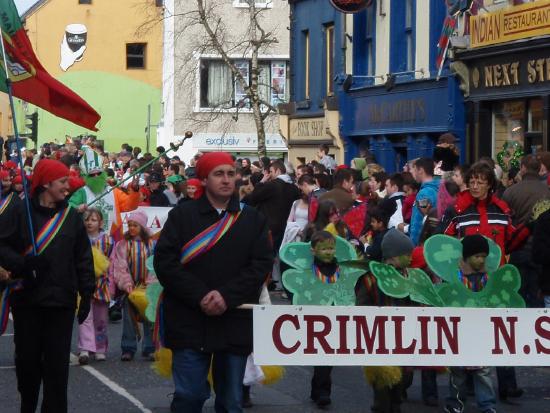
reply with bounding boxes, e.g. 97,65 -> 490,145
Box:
461,234 -> 489,259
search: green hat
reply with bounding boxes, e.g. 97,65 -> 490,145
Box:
166,174 -> 184,184
79,146 -> 104,175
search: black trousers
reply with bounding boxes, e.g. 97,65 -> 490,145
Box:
12,306 -> 74,413
310,366 -> 333,399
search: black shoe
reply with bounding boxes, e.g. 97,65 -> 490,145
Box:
499,387 -> 524,400
423,396 -> 438,407
316,395 -> 331,407
242,385 -> 252,408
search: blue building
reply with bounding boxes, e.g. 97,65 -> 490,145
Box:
337,0 -> 466,172
279,0 -> 349,165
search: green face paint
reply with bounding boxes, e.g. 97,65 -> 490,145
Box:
396,254 -> 412,269
466,253 -> 487,273
84,172 -> 108,195
312,240 -> 336,264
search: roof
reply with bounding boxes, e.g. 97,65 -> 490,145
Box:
21,0 -> 50,20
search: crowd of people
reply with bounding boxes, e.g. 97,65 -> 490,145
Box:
0,135 -> 549,413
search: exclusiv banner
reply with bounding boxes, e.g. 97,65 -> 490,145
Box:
253,305 -> 550,366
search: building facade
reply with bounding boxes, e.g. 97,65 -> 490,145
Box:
338,0 -> 466,172
17,0 -> 163,152
451,0 -> 550,164
278,0 -> 350,166
157,0 -> 290,162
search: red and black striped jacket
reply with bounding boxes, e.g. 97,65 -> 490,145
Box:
441,191 -> 529,257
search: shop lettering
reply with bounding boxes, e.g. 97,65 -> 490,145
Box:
271,314 -> 460,356
526,58 -> 550,83
471,13 -> 501,47
291,120 -> 324,138
368,99 -> 426,125
205,137 -> 240,146
483,62 -> 520,87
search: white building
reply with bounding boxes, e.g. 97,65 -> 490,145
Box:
157,0 -> 290,162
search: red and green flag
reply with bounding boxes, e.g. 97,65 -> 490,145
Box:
0,0 -> 100,131
435,15 -> 457,80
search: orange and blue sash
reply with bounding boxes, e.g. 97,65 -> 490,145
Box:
154,204 -> 244,349
24,207 -> 71,256
179,205 -> 243,265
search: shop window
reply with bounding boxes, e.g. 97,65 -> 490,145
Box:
325,24 -> 335,96
390,0 -> 416,75
199,59 -> 289,109
303,30 -> 310,100
126,43 -> 146,69
493,99 -> 543,162
78,0 -> 92,4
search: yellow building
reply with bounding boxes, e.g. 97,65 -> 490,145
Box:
18,0 -> 164,151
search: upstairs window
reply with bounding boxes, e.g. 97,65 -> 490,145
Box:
390,0 -> 416,75
325,24 -> 335,96
126,43 -> 146,69
233,0 -> 273,8
79,0 -> 92,4
199,59 -> 288,109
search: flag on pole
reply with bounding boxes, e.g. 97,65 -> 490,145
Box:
0,0 -> 101,131
435,15 -> 457,80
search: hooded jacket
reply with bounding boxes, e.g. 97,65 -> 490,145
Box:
410,179 -> 440,246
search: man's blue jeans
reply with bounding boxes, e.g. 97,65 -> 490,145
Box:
446,367 -> 496,411
170,349 -> 248,413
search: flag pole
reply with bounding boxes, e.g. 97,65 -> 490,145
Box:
0,29 -> 38,257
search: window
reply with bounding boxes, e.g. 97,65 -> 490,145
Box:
155,0 -> 164,6
199,59 -> 289,109
390,0 -> 416,75
78,0 -> 92,4
304,30 -> 310,99
365,4 -> 376,76
325,24 -> 335,96
126,43 -> 146,69
233,0 -> 273,8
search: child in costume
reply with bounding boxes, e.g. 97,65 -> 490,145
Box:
445,234 -> 497,413
78,208 -> 115,364
111,210 -> 156,361
308,231 -> 340,407
355,229 -> 414,413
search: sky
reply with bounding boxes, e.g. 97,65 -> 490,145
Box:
14,0 -> 38,14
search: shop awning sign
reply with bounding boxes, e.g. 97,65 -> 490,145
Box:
253,305 -> 550,366
471,0 -> 550,48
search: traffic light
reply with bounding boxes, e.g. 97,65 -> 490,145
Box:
25,112 -> 38,145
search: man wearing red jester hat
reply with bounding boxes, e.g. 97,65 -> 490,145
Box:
154,152 -> 273,413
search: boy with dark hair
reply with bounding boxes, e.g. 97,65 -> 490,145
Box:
445,235 -> 497,413
364,207 -> 390,262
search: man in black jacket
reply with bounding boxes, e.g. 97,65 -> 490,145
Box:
242,160 -> 300,252
154,152 -> 273,413
0,159 -> 94,413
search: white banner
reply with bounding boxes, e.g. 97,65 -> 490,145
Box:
253,305 -> 550,366
122,207 -> 171,236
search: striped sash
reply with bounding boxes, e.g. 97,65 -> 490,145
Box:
179,204 -> 243,265
92,234 -> 114,302
154,204 -> 244,350
24,207 -> 71,256
0,193 -> 14,215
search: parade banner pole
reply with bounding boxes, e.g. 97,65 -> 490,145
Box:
87,131 -> 193,207
0,30 -> 37,256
